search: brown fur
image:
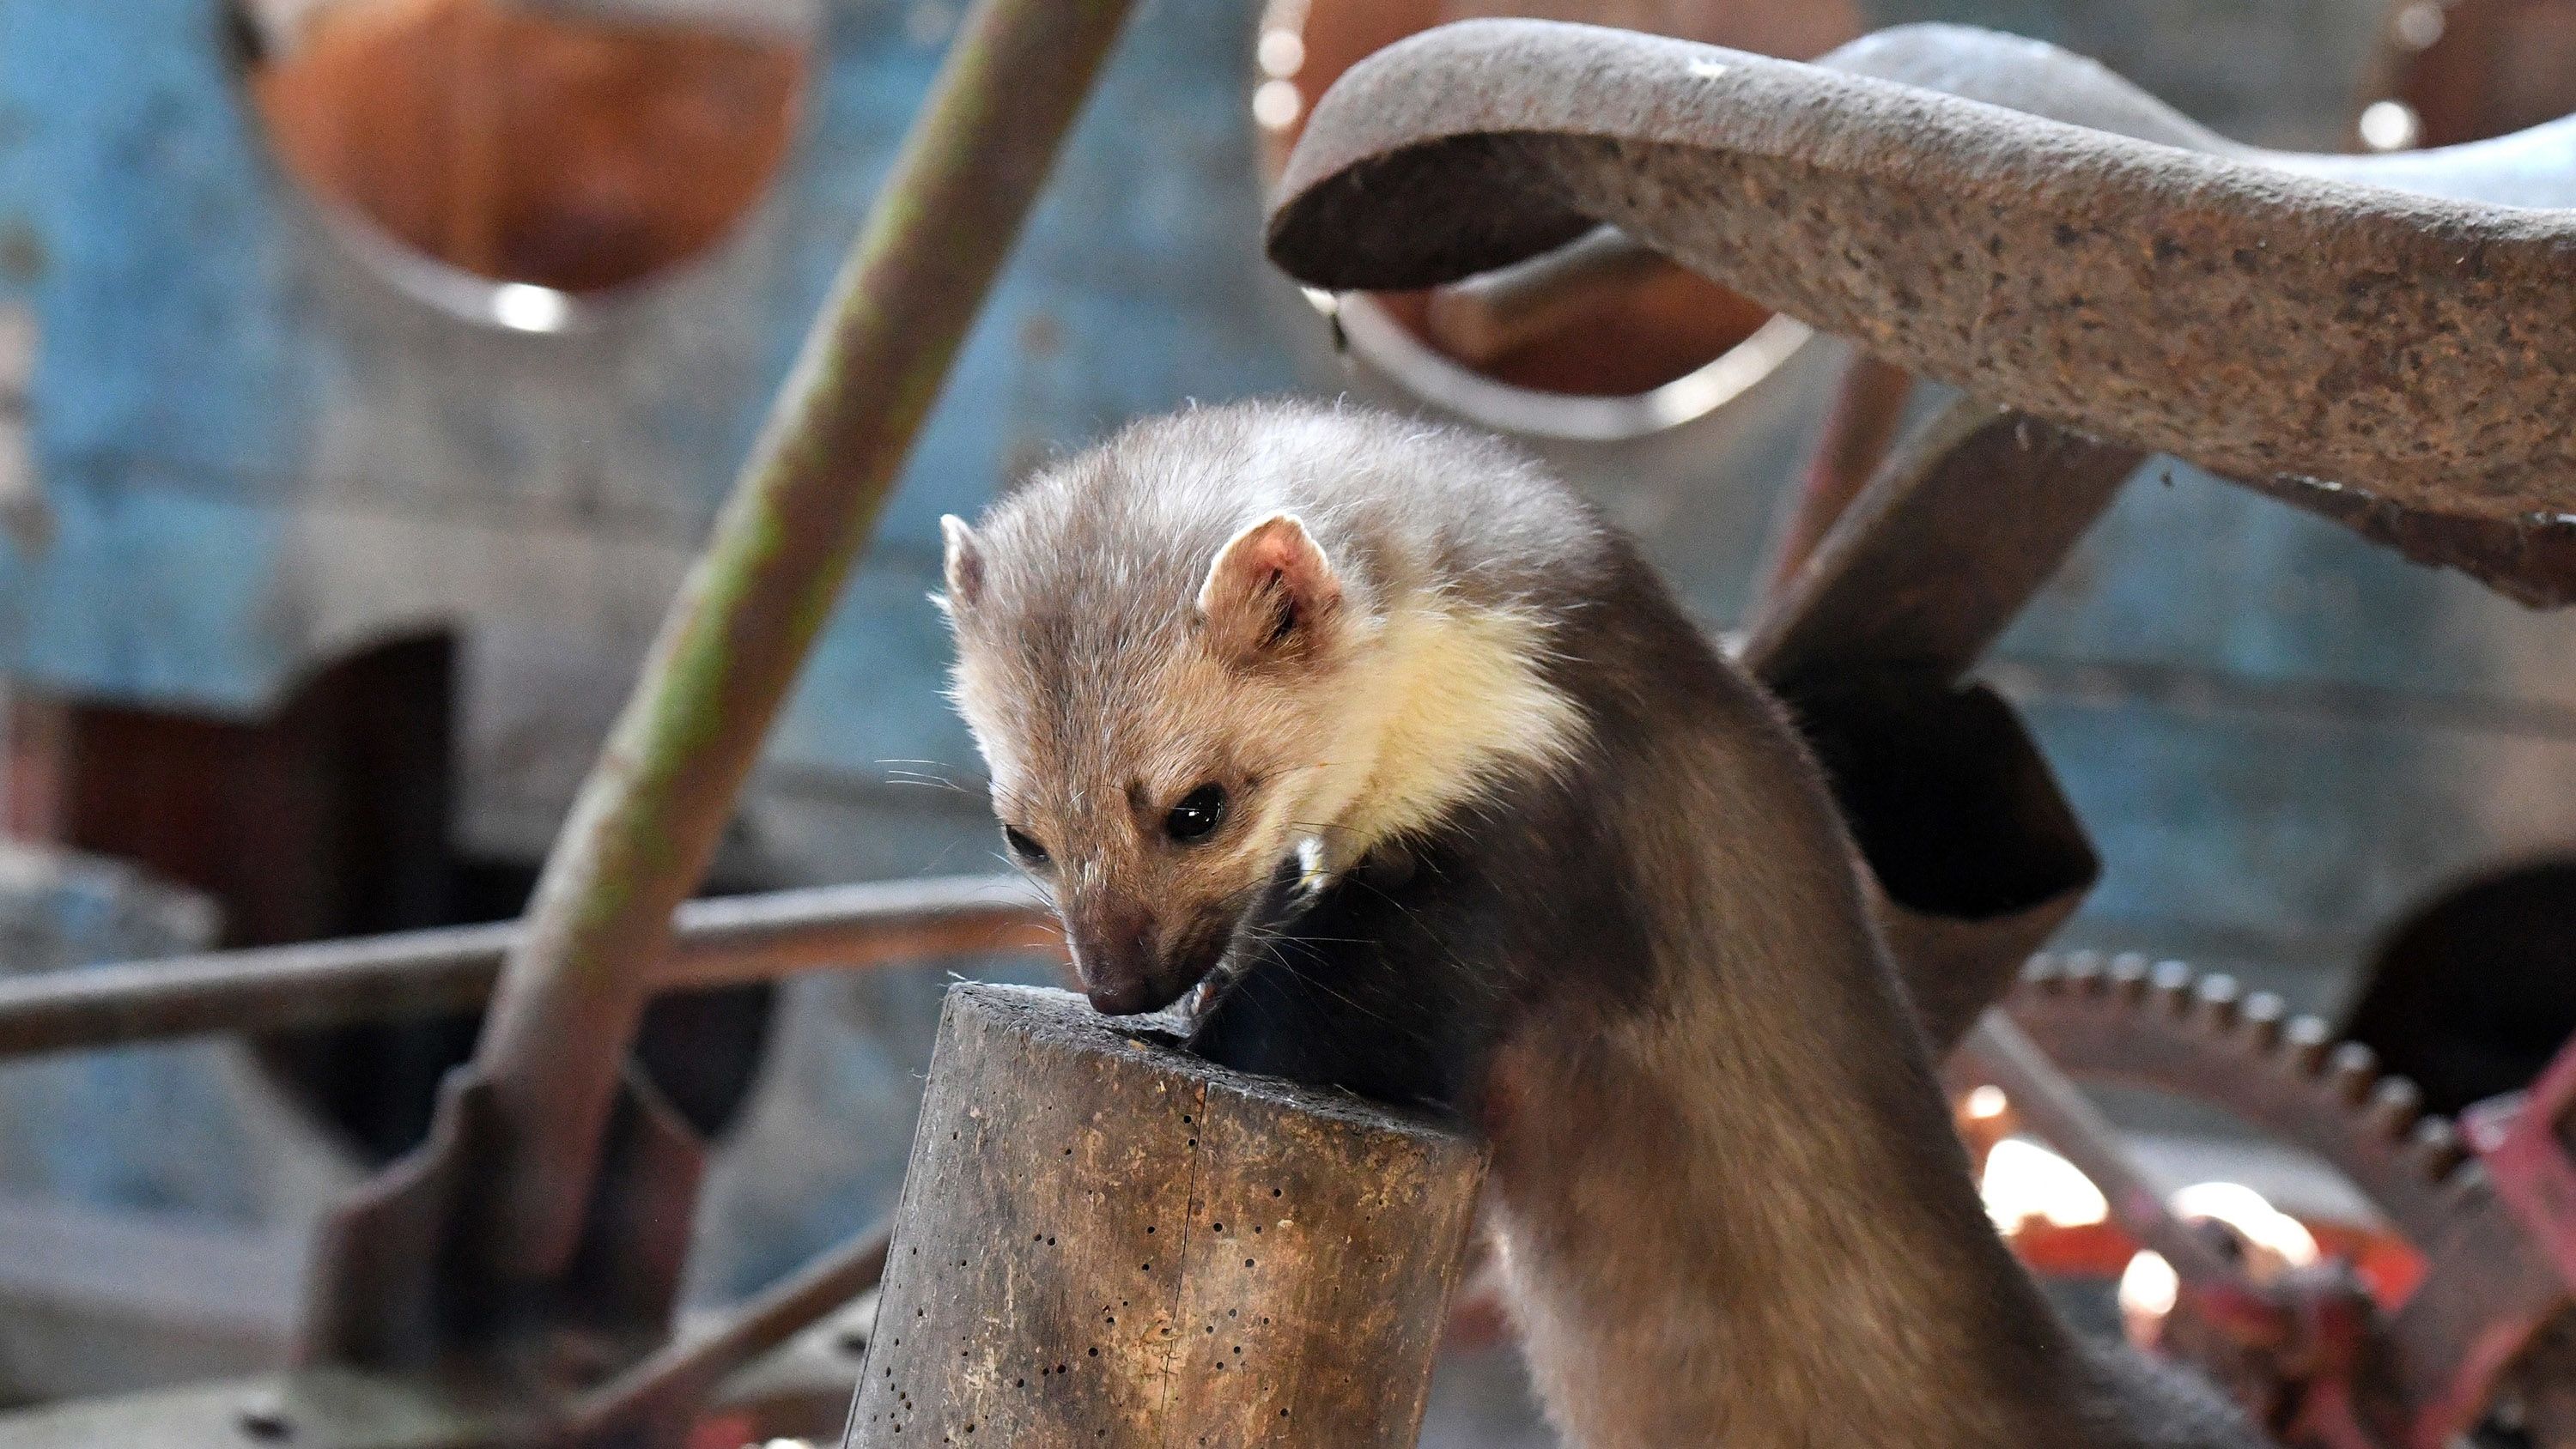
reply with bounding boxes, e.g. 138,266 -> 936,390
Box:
940,401 -> 2263,1448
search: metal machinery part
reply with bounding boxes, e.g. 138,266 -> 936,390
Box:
1249,0 -> 1850,443
2006,954 -> 2465,1248
1993,952 -> 2576,1447
1267,21 -> 2576,597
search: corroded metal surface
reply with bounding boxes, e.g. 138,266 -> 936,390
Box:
1747,399 -> 2142,691
1267,20 -> 2576,597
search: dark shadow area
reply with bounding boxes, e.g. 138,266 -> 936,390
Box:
2344,858 -> 2576,1117
1787,674 -> 2099,924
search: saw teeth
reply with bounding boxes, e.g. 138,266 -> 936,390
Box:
2063,950 -> 2106,993
2366,1076 -> 2423,1136
2005,950 -> 2480,1258
2411,1118 -> 2465,1179
2151,960 -> 2194,1012
2285,1016 -> 2334,1074
2239,991 -> 2285,1049
2194,974 -> 2240,1031
2328,1041 -> 2380,1103
2109,953 -> 2152,1002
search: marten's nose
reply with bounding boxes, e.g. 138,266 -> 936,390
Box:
1068,904 -> 1165,1016
1085,974 -> 1163,1016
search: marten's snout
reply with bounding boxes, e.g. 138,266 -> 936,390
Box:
1066,898 -> 1231,1016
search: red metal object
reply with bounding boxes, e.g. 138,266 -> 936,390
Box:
2390,1034 -> 2576,1446
1963,1014 -> 2269,1305
2275,1266 -> 2384,1449
2466,1041 -> 2576,1293
1994,952 -> 2576,1447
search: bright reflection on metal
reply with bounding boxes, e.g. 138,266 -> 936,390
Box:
2117,1180 -> 2318,1338
1322,291 -> 1812,443
490,282 -> 575,334
1979,1137 -> 2110,1232
2392,2 -> 2445,50
2119,1249 -> 2180,1319
1258,29 -> 1305,78
2359,99 -> 2422,152
2169,1180 -> 2319,1268
1254,78 -> 1303,130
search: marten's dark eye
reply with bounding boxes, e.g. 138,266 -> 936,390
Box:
1002,826 -> 1050,866
1164,785 -> 1229,843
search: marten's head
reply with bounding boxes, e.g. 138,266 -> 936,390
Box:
937,405 -> 1585,1016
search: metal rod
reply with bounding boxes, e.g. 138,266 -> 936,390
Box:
1759,353 -> 1915,597
1741,399 -> 2141,693
1960,1012 -> 2253,1293
468,0 -> 1143,1280
1419,225 -> 1669,364
568,1223 -> 894,1445
0,876 -> 1053,1059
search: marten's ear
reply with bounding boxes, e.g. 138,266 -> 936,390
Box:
1197,512 -> 1342,664
937,515 -> 984,616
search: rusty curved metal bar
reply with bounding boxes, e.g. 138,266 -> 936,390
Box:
1267,20 -> 2576,601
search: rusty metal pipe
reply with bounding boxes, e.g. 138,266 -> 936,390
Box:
0,876 -> 1053,1059
467,0 -> 1141,1280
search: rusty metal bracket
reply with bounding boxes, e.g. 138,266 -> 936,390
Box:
1737,398 -> 2134,1053
1745,401 -> 2140,694
1267,19 -> 2576,603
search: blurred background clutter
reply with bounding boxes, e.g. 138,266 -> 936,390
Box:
1,0 -> 2573,1441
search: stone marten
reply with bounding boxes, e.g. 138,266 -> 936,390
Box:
937,400 -> 2259,1448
